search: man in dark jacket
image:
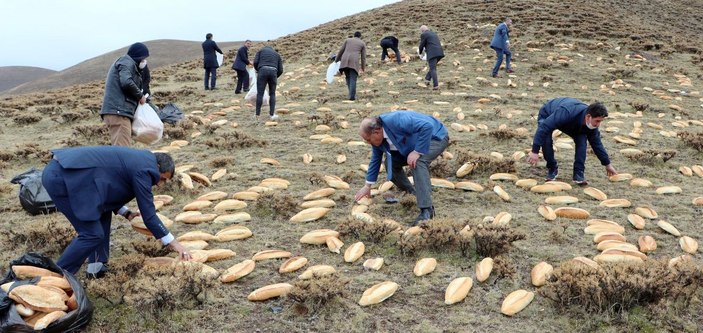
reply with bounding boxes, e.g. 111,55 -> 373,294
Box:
41,146 -> 192,276
419,25 -> 444,90
253,45 -> 283,121
490,18 -> 513,78
100,42 -> 149,146
202,33 -> 224,90
232,40 -> 252,94
141,63 -> 151,100
355,111 -> 449,226
380,36 -> 401,64
527,97 -> 618,185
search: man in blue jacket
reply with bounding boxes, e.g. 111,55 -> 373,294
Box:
355,111 -> 449,225
419,25 -> 444,90
41,146 -> 191,277
232,40 -> 252,94
202,33 -> 224,90
527,97 -> 618,185
490,18 -> 513,78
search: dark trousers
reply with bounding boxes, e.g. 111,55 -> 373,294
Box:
42,160 -> 112,274
342,68 -> 358,100
256,68 -> 277,116
388,136 -> 449,208
537,107 -> 586,180
424,57 -> 439,88
381,46 -> 401,63
491,47 -> 512,76
204,67 -> 217,89
234,68 -> 249,93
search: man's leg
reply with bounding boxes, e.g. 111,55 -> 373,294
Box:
428,57 -> 439,88
348,69 -> 358,100
392,46 -> 402,64
211,67 -> 217,89
204,68 -> 211,89
504,49 -> 512,72
492,48 -> 504,77
390,156 -> 415,194
381,47 -> 388,61
243,69 -> 250,92
235,69 -> 245,93
267,71 -> 277,116
102,114 -> 131,147
572,135 -> 588,182
344,68 -> 351,96
255,72 -> 266,116
87,212 -> 112,265
412,137 -> 449,209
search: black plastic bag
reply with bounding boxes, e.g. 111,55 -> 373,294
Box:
10,169 -> 56,216
0,253 -> 93,332
157,102 -> 184,125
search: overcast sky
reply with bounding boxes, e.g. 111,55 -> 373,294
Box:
0,0 -> 399,71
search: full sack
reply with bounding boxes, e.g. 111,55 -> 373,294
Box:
10,168 -> 56,216
132,103 -> 163,145
244,68 -> 269,106
326,61 -> 341,84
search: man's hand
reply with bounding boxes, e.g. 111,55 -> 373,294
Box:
169,240 -> 192,261
126,211 -> 141,221
139,95 -> 147,105
605,164 -> 618,177
355,185 -> 371,201
526,152 -> 540,165
407,151 -> 421,168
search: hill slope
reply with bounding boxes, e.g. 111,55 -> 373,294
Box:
0,66 -> 56,92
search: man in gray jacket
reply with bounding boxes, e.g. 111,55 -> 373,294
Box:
336,31 -> 366,101
253,45 -> 283,121
419,25 -> 444,90
100,42 -> 149,146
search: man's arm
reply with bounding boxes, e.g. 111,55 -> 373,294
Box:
418,33 -> 427,54
117,64 -> 143,101
587,130 -> 612,167
360,43 -> 366,72
336,40 -> 347,62
132,170 -> 171,243
253,51 -> 261,70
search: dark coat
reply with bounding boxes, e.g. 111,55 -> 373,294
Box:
100,55 -> 143,120
202,39 -> 223,69
419,30 -> 444,61
380,36 -> 399,48
336,37 -> 366,73
254,46 -> 284,77
490,22 -> 510,50
140,64 -> 151,96
232,45 -> 251,70
531,97 -> 611,166
48,146 -> 170,239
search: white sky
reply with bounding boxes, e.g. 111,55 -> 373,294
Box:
0,0 -> 399,71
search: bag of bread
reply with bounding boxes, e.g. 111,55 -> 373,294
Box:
0,252 -> 94,332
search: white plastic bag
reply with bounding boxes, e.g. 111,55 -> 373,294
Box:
244,67 -> 269,105
132,103 -> 163,145
420,53 -> 427,61
217,53 -> 224,67
326,61 -> 341,84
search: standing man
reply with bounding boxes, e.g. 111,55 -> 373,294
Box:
526,97 -> 618,185
233,40 -> 252,94
355,111 -> 449,226
41,146 -> 191,277
419,25 -> 444,90
100,42 -> 149,147
253,45 -> 284,121
336,32 -> 366,101
202,33 -> 224,90
380,36 -> 401,64
490,18 -> 513,78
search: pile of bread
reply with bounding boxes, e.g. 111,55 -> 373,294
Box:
1,265 -> 77,330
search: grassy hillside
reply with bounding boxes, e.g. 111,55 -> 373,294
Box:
0,0 -> 702,332
0,66 -> 56,92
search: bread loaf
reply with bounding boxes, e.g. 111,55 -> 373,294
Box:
655,186 -> 682,194
680,166 -> 693,176
493,185 -> 511,202
324,175 -> 350,189
203,249 -> 236,261
290,207 -> 331,223
248,283 -> 293,301
630,178 -> 653,187
279,256 -> 308,273
627,214 -> 645,229
300,229 -> 340,245
593,253 -> 644,264
344,242 -> 365,263
571,257 -> 600,269
259,158 -> 280,166
178,230 -> 216,242
326,237 -> 344,253
583,223 -> 625,235
692,165 -> 703,177
12,266 -> 62,279
213,199 -> 248,211
15,303 -> 34,317
153,194 -> 174,205
601,248 -> 647,261
599,198 -> 631,208
545,181 -> 572,190
657,220 -> 681,236
597,240 -> 638,252
358,281 -> 400,306
8,285 -> 68,312
680,236 -> 698,254
638,236 -> 657,253
529,184 -> 563,193
252,250 -> 292,261
180,213 -> 218,224
538,205 -> 556,221
476,257 -> 493,282
635,206 -> 658,219
554,207 -> 590,219
363,258 -> 384,271
214,212 -> 251,223
298,265 -> 336,280
668,255 -> 692,268
187,172 -> 211,186
456,162 -> 476,177
215,225 -> 253,241
545,196 -> 578,205
300,199 -> 337,209
455,181 -> 484,192
692,197 -> 703,205
431,178 -> 455,189
36,276 -> 71,291
220,259 -> 256,283
197,191 -> 228,201
303,188 -> 336,201
232,191 -> 260,201
515,179 -> 538,188
444,277 -> 473,305
490,173 -> 518,181
413,258 -> 437,277
583,187 -> 607,201
33,310 -> 67,330
181,240 -> 209,250
211,168 -> 227,181
593,232 -> 626,243
609,173 -> 632,182
501,290 -> 535,316
531,262 -> 553,287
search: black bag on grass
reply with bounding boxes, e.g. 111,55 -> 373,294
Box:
10,168 -> 56,216
0,253 -> 93,333
157,102 -> 184,125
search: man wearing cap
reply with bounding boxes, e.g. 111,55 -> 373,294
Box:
100,42 -> 150,146
355,111 -> 449,226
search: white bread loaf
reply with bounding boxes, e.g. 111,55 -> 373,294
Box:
444,277 -> 473,305
247,283 -> 293,301
358,281 -> 399,306
501,290 -> 535,316
413,258 -> 437,277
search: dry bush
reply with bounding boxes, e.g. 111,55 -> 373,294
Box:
0,150 -> 14,162
454,149 -> 516,174
253,191 -> 297,219
678,131 -> 703,151
73,124 -> 109,141
1,219 -> 75,256
629,101 -> 649,112
163,126 -> 186,140
209,157 -> 234,168
492,256 -> 516,279
85,253 -> 146,303
486,128 -> 528,141
203,131 -> 267,149
59,111 -> 82,123
539,259 -> 703,315
336,216 -> 396,242
429,158 -> 453,178
13,114 -> 42,125
473,225 -> 526,257
308,172 -> 326,186
624,149 -> 677,163
288,274 -> 350,315
398,218 -> 465,255
131,239 -> 170,257
12,143 -> 51,162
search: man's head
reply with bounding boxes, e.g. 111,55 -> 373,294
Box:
584,102 -> 608,129
245,40 -> 252,48
154,152 -> 175,186
354,31 -> 362,38
127,42 -> 149,62
505,18 -> 513,27
420,25 -> 429,33
359,117 -> 384,147
206,33 -> 213,40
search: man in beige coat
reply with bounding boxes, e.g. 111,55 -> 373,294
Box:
336,31 -> 366,101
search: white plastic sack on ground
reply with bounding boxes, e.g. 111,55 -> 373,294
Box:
132,103 -> 163,145
217,53 -> 224,66
326,61 -> 341,84
244,67 -> 269,106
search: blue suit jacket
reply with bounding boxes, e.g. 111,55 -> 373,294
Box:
365,111 -> 448,183
490,22 -> 510,50
232,45 -> 250,70
531,97 -> 611,166
51,146 -> 169,239
202,39 -> 223,69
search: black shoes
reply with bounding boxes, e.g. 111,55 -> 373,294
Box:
546,167 -> 559,181
412,206 -> 435,226
86,263 -> 109,279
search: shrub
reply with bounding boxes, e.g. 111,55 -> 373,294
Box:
2,219 -> 75,256
454,149 -> 516,175
203,131 -> 267,149
678,131 -> 703,151
487,128 -> 528,140
253,191 -> 297,219
336,216 -> 397,242
288,274 -> 349,315
473,224 -> 526,257
13,114 -> 42,125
